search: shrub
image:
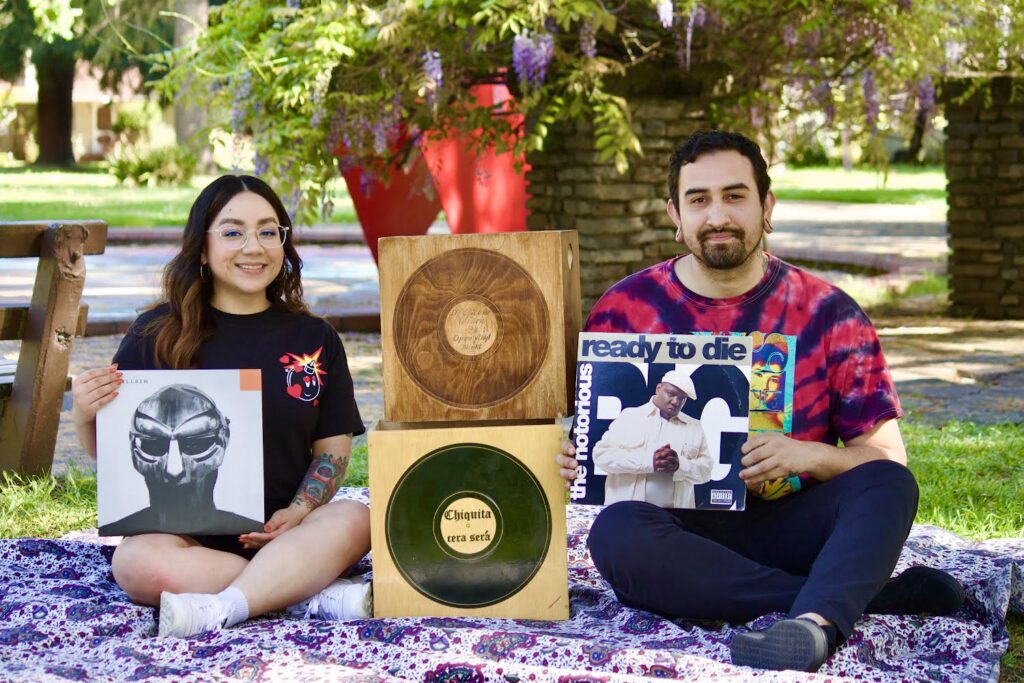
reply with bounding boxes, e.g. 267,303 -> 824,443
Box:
107,145 -> 196,187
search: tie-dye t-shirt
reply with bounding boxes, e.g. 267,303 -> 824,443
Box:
585,254 -> 902,498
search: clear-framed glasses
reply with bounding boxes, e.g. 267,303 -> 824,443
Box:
207,225 -> 289,250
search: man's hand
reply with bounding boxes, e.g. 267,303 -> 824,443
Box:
556,440 -> 579,489
653,444 -> 679,472
238,503 -> 310,550
739,432 -> 821,487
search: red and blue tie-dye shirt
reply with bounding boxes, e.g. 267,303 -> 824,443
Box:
585,254 -> 902,498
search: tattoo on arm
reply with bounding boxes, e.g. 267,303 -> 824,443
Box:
292,452 -> 350,509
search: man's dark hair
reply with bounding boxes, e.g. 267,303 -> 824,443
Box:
668,130 -> 771,208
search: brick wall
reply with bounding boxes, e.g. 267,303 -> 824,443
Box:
944,77 -> 1024,318
525,97 -> 710,314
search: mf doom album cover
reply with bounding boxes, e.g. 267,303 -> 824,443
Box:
96,370 -> 264,536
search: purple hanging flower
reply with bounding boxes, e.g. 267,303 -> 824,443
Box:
862,70 -> 879,130
917,76 -> 935,112
579,22 -> 597,58
682,6 -> 706,70
423,51 -> 443,109
656,0 -> 673,29
253,152 -> 269,176
286,0 -> 300,9
230,70 -> 252,135
811,80 -> 835,125
512,32 -> 554,88
783,25 -> 797,48
898,0 -> 912,12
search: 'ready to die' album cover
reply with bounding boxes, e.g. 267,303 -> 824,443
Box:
569,333 -> 752,511
96,369 -> 265,536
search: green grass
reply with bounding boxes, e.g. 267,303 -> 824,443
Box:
905,421 -> 1024,539
0,166 -> 357,227
772,164 -> 947,206
0,469 -> 97,538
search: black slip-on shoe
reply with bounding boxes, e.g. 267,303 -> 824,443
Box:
866,565 -> 966,616
730,618 -> 830,672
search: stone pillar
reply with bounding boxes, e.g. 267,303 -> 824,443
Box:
526,97 -> 710,314
943,77 -> 1024,318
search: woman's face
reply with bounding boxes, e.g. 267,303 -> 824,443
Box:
202,191 -> 286,313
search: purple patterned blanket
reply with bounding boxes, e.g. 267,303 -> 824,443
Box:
2,490 -> 1022,682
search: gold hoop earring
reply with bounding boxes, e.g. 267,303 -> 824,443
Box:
763,216 -> 773,234
200,264 -> 209,280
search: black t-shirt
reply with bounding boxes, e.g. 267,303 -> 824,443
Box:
112,303 -> 365,517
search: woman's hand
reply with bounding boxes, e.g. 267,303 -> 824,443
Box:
70,365 -> 122,425
238,503 -> 311,550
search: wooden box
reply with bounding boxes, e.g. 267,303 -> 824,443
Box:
379,231 -> 581,422
368,420 -> 569,620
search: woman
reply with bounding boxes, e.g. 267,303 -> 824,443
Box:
71,175 -> 371,638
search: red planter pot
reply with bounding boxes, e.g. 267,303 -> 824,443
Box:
338,146 -> 442,263
420,84 -> 529,234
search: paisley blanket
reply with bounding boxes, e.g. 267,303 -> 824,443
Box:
1,491 -> 1022,682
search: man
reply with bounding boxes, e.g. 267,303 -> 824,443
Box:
555,130 -> 963,673
593,369 -> 714,508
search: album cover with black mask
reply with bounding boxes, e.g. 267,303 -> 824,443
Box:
96,370 -> 265,536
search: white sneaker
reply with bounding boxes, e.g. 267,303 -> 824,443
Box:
298,578 -> 372,620
158,592 -> 231,638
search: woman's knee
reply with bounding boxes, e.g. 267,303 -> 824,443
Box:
111,536 -> 191,605
303,500 -> 370,545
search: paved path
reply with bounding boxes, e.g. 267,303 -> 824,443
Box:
0,201 -> 947,327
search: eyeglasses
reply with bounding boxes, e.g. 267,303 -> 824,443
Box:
207,225 -> 290,249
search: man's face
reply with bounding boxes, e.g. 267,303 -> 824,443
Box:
653,382 -> 688,419
129,385 -> 229,488
667,150 -> 775,270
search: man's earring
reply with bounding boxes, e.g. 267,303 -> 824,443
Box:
763,216 -> 773,234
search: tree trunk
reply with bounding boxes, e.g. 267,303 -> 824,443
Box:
32,41 -> 76,167
174,0 -> 212,169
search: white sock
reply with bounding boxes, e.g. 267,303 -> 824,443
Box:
216,586 -> 249,628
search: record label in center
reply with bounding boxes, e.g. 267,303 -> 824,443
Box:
385,443 -> 551,608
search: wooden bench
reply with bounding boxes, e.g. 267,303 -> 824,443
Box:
0,221 -> 107,476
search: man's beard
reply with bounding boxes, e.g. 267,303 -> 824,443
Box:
693,224 -> 762,270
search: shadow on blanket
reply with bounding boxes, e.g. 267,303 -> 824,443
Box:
1,488 -> 1021,682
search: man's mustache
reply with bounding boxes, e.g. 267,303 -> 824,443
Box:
698,228 -> 745,241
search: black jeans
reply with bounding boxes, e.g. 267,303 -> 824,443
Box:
587,459 -> 919,637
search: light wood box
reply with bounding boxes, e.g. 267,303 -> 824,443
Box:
379,231 -> 581,422
368,420 -> 569,620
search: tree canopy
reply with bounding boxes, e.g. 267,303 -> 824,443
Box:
163,0 -> 1024,222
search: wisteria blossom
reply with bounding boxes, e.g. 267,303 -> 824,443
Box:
862,69 -> 879,129
253,152 -> 269,176
513,32 -> 555,87
783,24 -> 798,48
917,76 -> 935,113
656,0 -> 673,29
579,22 -> 597,58
422,51 -> 443,109
682,6 -> 707,70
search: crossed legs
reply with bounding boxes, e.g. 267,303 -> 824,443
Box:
587,459 -> 919,638
112,499 -> 371,617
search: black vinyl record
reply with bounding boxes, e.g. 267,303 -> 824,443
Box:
385,443 -> 551,608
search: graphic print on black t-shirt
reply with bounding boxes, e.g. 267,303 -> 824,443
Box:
279,346 -> 326,405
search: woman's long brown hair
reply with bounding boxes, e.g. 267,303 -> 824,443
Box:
143,175 -> 308,368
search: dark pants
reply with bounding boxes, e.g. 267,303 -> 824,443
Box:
587,459 -> 918,637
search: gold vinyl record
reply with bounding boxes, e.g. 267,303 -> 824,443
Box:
392,248 -> 550,408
